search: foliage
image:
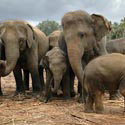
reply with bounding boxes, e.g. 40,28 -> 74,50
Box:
108,17 -> 125,40
37,20 -> 62,36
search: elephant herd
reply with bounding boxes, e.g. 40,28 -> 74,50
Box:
0,10 -> 125,114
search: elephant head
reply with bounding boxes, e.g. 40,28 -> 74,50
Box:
62,10 -> 111,84
0,20 -> 35,76
41,47 -> 67,94
48,30 -> 61,49
93,36 -> 108,56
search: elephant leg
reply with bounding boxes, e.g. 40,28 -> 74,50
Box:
13,64 -> 25,95
62,71 -> 70,99
27,53 -> 42,92
23,69 -> 30,91
109,90 -> 120,100
70,69 -> 76,97
119,78 -> 125,113
39,66 -> 45,90
44,69 -> 53,103
84,94 -> 94,113
77,81 -> 87,103
94,90 -> 104,114
78,81 -> 82,95
30,69 -> 42,92
0,78 -> 3,96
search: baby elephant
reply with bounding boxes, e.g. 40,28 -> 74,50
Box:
40,47 -> 67,102
83,53 -> 125,114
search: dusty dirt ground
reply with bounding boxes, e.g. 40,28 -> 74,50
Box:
0,73 -> 125,125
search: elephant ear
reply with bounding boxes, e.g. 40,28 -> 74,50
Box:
26,24 -> 35,48
91,14 -> 111,41
16,23 -> 35,48
40,56 -> 49,69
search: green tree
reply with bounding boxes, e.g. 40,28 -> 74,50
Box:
120,17 -> 125,37
37,20 -> 62,36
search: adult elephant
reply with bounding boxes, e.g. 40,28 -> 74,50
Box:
48,30 -> 61,49
106,37 -> 125,54
0,20 -> 49,95
59,10 -> 111,99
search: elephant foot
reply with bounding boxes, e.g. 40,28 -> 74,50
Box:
43,97 -> 49,103
43,95 -> 52,103
31,91 -> 44,100
70,91 -> 76,97
12,92 -> 30,101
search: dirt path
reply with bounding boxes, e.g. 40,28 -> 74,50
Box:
0,74 -> 125,125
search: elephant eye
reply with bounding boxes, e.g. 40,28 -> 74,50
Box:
78,32 -> 85,39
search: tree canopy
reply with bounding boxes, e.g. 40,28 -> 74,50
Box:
37,20 -> 62,36
109,17 -> 125,40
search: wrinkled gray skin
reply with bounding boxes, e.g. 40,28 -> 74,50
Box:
94,36 -> 108,56
106,37 -> 125,99
106,37 -> 125,54
77,36 -> 108,98
48,30 -> 61,49
61,10 -> 111,97
83,36 -> 108,63
83,53 -> 125,113
41,47 -> 67,102
81,37 -> 120,100
0,20 -> 49,95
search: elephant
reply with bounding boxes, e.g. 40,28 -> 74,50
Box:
48,30 -> 61,49
59,10 -> 111,100
106,37 -> 125,54
40,47 -> 67,102
104,37 -> 125,99
83,53 -> 125,113
0,20 -> 49,95
0,40 -> 31,94
81,37 -> 120,100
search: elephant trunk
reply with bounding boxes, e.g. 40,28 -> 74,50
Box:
94,36 -> 108,56
52,77 -> 62,94
1,38 -> 19,76
67,41 -> 84,85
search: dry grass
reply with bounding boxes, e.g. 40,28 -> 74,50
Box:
0,73 -> 125,125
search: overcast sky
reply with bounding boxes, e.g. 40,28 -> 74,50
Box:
0,0 -> 124,25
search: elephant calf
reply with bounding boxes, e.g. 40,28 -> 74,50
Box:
83,53 -> 125,113
40,47 -> 67,102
